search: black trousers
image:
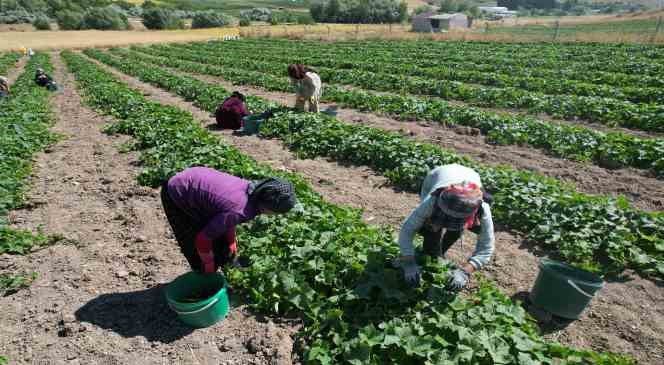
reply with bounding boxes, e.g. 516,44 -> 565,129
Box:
160,183 -> 234,272
421,224 -> 482,258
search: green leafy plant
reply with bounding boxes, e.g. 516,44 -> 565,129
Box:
0,272 -> 38,296
63,50 -> 635,365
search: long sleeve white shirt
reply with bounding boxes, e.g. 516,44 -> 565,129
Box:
398,164 -> 495,269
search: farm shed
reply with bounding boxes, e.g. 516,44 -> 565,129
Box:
412,13 -> 469,33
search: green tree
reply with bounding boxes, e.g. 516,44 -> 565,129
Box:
83,6 -> 128,30
191,11 -> 230,29
32,15 -> 50,30
142,8 -> 182,30
55,9 -> 84,30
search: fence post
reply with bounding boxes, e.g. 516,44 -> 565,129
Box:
484,22 -> 489,33
327,25 -> 331,40
652,16 -> 663,43
553,20 -> 560,42
355,24 -> 360,40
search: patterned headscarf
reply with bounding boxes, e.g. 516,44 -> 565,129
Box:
248,178 -> 297,213
436,183 -> 483,231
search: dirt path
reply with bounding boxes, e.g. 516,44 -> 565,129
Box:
182,70 -> 664,213
87,54 -> 664,365
5,55 -> 27,85
0,52 -> 298,365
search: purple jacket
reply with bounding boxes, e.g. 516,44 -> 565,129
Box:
167,167 -> 258,240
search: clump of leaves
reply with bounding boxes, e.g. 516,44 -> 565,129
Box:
0,227 -> 61,255
0,272 -> 38,296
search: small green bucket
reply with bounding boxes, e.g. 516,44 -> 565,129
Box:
240,115 -> 265,135
164,272 -> 230,328
529,259 -> 604,319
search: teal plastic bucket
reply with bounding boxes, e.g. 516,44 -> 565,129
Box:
529,259 -> 604,319
240,115 -> 264,134
164,272 -> 230,328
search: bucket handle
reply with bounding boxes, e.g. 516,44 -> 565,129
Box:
566,279 -> 594,299
168,297 -> 219,316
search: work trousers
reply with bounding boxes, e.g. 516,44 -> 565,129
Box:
295,96 -> 320,113
160,183 -> 235,272
420,224 -> 482,258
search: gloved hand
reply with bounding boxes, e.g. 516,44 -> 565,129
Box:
393,257 -> 421,287
446,268 -> 470,291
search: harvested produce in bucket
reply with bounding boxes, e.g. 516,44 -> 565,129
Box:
179,285 -> 222,303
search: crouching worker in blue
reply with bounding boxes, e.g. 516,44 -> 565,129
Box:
396,164 -> 495,290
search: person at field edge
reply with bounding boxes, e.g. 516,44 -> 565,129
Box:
161,167 -> 297,274
287,64 -> 322,113
0,76 -> 9,98
215,91 -> 250,130
396,164 -> 495,290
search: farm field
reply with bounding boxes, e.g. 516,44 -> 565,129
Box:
0,37 -> 663,365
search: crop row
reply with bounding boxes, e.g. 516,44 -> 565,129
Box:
202,39 -> 664,85
230,38 -> 664,75
0,52 -> 21,75
86,48 -> 664,279
289,38 -> 664,64
142,43 -> 664,134
65,49 -> 634,365
0,53 -> 58,256
175,40 -> 663,104
119,46 -> 664,179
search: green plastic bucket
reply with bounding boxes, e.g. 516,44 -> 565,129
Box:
240,115 -> 264,135
164,272 -> 230,328
529,259 -> 604,319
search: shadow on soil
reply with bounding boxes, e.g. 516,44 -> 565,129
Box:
511,291 -> 575,335
75,284 -> 194,343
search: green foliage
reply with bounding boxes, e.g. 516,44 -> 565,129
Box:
31,15 -> 51,30
498,0 -> 557,10
91,46 -> 664,279
0,52 -> 21,75
0,53 -> 57,222
55,10 -> 85,30
142,8 -> 183,30
133,41 -> 664,178
239,16 -> 251,26
413,4 -> 433,15
191,11 -> 231,29
310,0 -> 407,24
64,49 -> 635,365
0,228 -> 58,255
0,272 -> 37,296
239,7 -> 272,21
0,53 -> 60,257
82,6 -> 129,30
0,355 -> 7,364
